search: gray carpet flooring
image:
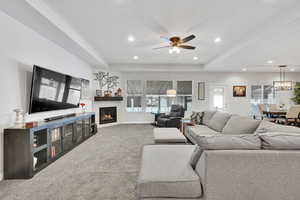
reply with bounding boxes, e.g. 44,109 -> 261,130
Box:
0,124 -> 154,200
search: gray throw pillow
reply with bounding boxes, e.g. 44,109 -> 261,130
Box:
194,134 -> 261,150
208,112 -> 231,132
190,112 -> 198,123
255,120 -> 300,134
195,112 -> 203,125
222,115 -> 261,135
189,145 -> 203,169
258,132 -> 300,150
202,110 -> 216,126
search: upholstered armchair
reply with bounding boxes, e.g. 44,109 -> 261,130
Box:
157,105 -> 185,128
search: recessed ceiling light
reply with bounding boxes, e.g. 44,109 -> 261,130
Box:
242,68 -> 247,72
133,56 -> 139,60
128,35 -> 135,42
290,68 -> 295,72
214,37 -> 222,43
267,60 -> 273,64
193,56 -> 199,60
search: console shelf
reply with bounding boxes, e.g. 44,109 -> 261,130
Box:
4,112 -> 97,179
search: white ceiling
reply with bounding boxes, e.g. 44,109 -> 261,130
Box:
2,0 -> 300,72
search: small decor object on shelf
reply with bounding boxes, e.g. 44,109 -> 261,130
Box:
13,109 -> 25,126
80,103 -> 86,113
116,88 -> 122,96
96,89 -> 103,97
25,121 -> 38,129
233,86 -> 247,97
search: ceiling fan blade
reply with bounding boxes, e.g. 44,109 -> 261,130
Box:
181,35 -> 196,43
178,45 -> 196,50
153,46 -> 171,50
160,36 -> 171,42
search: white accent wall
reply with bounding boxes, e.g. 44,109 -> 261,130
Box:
0,11 -> 93,180
119,71 -> 300,123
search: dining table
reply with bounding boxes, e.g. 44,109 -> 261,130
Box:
262,110 -> 287,117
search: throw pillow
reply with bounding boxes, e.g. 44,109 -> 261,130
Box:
222,115 -> 261,135
255,120 -> 300,134
258,132 -> 300,150
189,145 -> 203,169
195,112 -> 204,125
190,112 -> 198,123
208,112 -> 231,132
194,134 -> 261,150
202,110 -> 216,126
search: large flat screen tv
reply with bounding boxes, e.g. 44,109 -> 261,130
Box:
29,65 -> 82,114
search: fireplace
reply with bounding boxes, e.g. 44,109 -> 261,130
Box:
99,107 -> 117,124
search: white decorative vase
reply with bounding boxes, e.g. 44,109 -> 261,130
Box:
33,156 -> 38,169
13,109 -> 24,126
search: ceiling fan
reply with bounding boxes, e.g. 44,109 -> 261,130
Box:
154,35 -> 196,54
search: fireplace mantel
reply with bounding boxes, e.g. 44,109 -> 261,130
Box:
94,96 -> 123,101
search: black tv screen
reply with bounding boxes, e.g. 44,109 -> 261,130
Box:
29,65 -> 82,114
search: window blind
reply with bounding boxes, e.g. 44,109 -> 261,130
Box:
177,81 -> 192,95
146,81 -> 173,95
127,80 -> 143,95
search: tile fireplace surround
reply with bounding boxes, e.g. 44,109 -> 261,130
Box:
94,101 -> 123,126
99,107 -> 117,124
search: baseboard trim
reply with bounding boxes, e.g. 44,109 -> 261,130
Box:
98,122 -> 152,128
121,122 -> 152,124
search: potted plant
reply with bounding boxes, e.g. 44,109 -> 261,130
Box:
291,82 -> 300,105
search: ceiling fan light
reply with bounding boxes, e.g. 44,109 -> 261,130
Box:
173,46 -> 180,54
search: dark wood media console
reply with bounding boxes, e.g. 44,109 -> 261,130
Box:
4,112 -> 97,179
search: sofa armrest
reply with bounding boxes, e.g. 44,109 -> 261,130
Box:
195,150 -> 300,200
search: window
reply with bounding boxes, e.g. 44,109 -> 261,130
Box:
126,80 -> 143,112
251,85 -> 275,104
211,87 -> 225,110
126,80 -> 193,113
146,81 -> 173,113
176,81 -> 193,111
263,85 -> 275,103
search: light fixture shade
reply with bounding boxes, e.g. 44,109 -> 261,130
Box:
273,65 -> 293,91
166,89 -> 177,97
273,81 -> 293,91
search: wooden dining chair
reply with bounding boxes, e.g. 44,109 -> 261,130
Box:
277,105 -> 300,126
258,104 -> 276,122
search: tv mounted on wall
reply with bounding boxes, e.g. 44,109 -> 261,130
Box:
29,65 -> 82,114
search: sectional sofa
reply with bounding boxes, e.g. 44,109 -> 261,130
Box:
137,110 -> 300,200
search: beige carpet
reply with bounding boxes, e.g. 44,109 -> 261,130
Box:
0,124 -> 154,200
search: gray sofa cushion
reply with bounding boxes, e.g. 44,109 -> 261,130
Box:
258,132 -> 300,150
186,125 -> 220,144
208,111 -> 231,132
202,110 -> 216,126
137,145 -> 202,198
256,120 -> 300,134
194,134 -> 261,150
222,115 -> 261,135
189,145 -> 202,169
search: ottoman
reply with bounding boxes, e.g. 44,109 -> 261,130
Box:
153,128 -> 187,144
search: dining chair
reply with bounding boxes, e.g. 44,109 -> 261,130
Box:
268,104 -> 278,111
277,105 -> 300,126
258,104 -> 276,122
